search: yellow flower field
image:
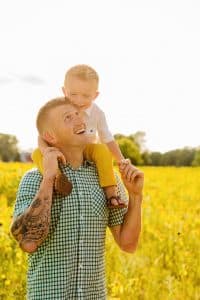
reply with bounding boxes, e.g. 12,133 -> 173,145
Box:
0,162 -> 200,299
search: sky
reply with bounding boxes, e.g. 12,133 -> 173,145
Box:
0,0 -> 200,153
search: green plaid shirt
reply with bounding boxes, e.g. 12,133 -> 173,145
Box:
13,162 -> 127,300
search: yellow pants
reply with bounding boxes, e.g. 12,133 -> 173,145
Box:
31,143 -> 117,187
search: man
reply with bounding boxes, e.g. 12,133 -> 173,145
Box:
11,97 -> 144,300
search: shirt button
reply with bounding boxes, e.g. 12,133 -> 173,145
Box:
80,214 -> 84,220
79,191 -> 83,196
78,288 -> 82,293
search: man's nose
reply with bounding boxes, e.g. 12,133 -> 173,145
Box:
74,113 -> 84,124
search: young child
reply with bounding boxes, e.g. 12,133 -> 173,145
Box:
32,64 -> 131,208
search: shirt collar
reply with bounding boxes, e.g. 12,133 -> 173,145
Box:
59,159 -> 93,171
83,159 -> 93,167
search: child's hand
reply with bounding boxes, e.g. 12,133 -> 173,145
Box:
118,158 -> 131,171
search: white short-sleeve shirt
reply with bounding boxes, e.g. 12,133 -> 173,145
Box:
84,103 -> 114,144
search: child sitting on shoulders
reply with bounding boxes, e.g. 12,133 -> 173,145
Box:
32,64 -> 132,208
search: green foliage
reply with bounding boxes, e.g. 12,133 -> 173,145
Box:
117,137 -> 143,165
150,152 -> 162,166
0,133 -> 20,162
114,132 -> 144,165
149,148 -> 197,167
161,148 -> 195,166
192,149 -> 200,166
114,131 -> 199,167
142,151 -> 152,165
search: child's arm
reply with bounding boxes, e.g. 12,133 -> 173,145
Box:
106,140 -> 124,163
96,107 -> 132,168
96,107 -> 126,163
106,140 -> 131,169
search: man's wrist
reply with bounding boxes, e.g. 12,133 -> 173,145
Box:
42,174 -> 55,185
129,193 -> 143,204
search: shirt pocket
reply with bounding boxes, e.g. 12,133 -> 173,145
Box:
90,185 -> 108,219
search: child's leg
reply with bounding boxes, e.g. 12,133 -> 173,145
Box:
84,143 -> 116,186
31,148 -> 72,196
84,144 -> 127,208
31,148 -> 45,174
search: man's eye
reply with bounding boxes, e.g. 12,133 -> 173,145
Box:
65,115 -> 71,120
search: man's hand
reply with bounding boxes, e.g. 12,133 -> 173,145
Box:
43,147 -> 66,179
119,163 -> 144,197
111,162 -> 144,253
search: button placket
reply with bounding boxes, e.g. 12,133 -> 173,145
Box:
75,172 -> 85,299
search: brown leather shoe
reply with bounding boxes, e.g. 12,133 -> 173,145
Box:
54,173 -> 72,196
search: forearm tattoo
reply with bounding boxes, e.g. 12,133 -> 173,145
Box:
11,195 -> 52,249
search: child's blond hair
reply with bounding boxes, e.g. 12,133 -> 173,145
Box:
64,64 -> 99,87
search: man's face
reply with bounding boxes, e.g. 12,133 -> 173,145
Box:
63,76 -> 99,110
47,103 -> 87,147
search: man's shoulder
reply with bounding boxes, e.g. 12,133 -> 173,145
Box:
14,169 -> 42,218
22,167 -> 42,179
19,168 -> 42,189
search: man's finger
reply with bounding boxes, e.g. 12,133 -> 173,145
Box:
130,171 -> 144,183
121,164 -> 138,179
125,167 -> 133,181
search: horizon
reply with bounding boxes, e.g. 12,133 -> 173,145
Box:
1,129 -> 199,155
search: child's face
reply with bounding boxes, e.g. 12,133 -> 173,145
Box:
63,76 -> 99,110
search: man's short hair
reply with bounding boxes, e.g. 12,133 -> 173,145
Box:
64,64 -> 99,87
36,96 -> 71,135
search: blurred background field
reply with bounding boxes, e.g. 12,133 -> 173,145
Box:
0,162 -> 200,300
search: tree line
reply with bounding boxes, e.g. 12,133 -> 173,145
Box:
1,132 -> 200,166
114,132 -> 200,166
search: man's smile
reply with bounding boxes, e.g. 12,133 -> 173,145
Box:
73,124 -> 86,135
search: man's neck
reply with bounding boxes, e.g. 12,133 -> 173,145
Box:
58,145 -> 85,169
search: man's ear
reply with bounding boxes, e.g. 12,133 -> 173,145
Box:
42,131 -> 57,145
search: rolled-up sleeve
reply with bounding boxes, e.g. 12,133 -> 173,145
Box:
13,169 -> 42,218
